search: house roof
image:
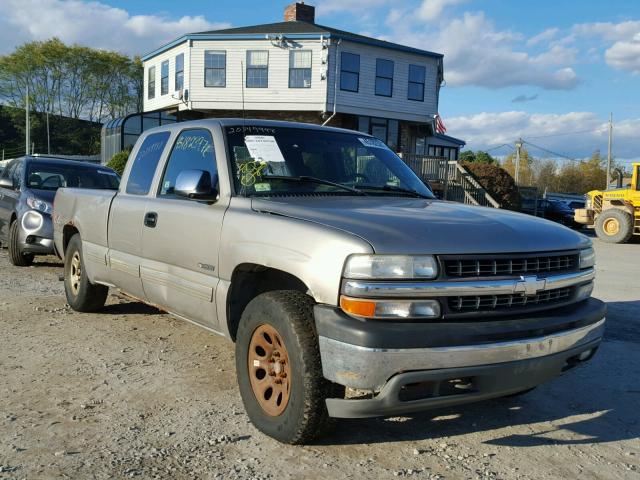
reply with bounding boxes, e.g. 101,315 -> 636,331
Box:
434,133 -> 466,146
142,20 -> 443,61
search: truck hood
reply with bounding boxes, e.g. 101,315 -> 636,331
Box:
251,196 -> 591,254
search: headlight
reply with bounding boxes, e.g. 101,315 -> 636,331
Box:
343,254 -> 438,279
26,196 -> 52,214
579,247 -> 595,269
585,198 -> 592,209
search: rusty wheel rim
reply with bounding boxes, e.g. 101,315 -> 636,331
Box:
248,324 -> 291,417
70,251 -> 82,296
603,218 -> 620,236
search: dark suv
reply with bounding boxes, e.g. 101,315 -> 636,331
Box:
0,156 -> 119,266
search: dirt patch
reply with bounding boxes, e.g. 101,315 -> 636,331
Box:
0,242 -> 639,479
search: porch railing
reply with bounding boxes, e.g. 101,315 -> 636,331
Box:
401,154 -> 501,208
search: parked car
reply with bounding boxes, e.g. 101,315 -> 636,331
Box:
540,199 -> 581,228
0,156 -> 119,266
53,119 -> 605,444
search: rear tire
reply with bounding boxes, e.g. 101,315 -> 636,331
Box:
64,234 -> 108,312
235,290 -> 341,444
595,209 -> 633,244
8,220 -> 34,266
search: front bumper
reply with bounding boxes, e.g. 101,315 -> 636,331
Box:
325,340 -> 600,418
17,211 -> 54,255
315,298 -> 606,418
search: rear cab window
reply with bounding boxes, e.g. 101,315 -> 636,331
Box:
126,132 -> 171,195
27,162 -> 120,190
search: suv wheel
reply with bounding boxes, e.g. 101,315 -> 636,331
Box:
8,220 -> 34,266
235,290 -> 341,444
64,234 -> 109,312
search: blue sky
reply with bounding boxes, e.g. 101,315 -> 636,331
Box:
1,0 -> 639,163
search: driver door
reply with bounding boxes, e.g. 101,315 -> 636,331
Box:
140,128 -> 228,331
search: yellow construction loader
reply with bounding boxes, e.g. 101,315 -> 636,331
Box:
575,162 -> 640,243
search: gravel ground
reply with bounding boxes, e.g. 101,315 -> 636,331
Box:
0,238 -> 639,479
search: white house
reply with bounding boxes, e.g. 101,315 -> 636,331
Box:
107,2 -> 464,161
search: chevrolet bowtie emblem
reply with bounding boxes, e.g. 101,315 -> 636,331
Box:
514,275 -> 546,296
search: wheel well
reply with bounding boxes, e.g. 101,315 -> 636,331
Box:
62,225 -> 79,255
602,202 -> 634,216
10,213 -> 16,225
226,264 -> 310,342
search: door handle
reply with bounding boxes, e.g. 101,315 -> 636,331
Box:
144,212 -> 158,228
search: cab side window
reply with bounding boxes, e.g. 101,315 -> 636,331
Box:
8,161 -> 23,189
126,132 -> 171,195
159,129 -> 218,197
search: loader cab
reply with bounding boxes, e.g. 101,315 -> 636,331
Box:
633,163 -> 640,191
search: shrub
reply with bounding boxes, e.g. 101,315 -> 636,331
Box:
462,161 -> 521,211
107,149 -> 130,176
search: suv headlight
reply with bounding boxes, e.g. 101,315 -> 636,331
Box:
26,196 -> 52,215
579,247 -> 595,269
343,254 -> 438,279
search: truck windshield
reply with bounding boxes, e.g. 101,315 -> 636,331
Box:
225,126 -> 434,198
26,162 -> 120,191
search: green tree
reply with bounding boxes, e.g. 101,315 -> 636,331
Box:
0,38 -> 141,123
459,150 -> 496,164
106,149 -> 130,176
503,147 -> 535,186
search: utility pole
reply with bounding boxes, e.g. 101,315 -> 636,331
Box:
514,138 -> 523,185
46,111 -> 51,154
606,112 -> 612,189
25,83 -> 30,156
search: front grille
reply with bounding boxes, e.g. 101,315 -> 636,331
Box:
448,287 -> 573,313
443,253 -> 578,278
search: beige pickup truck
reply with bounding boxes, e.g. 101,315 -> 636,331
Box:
53,119 -> 605,444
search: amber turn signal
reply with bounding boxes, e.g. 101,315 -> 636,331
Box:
339,296 -> 376,317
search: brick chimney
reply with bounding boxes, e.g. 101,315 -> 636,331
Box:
284,2 -> 315,23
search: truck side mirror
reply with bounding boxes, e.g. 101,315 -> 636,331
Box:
174,169 -> 218,202
0,177 -> 12,189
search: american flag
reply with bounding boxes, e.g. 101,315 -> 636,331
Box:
435,114 -> 447,134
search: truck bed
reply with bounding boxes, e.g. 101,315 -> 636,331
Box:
53,188 -> 118,257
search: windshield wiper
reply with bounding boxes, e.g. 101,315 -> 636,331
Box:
357,184 -> 432,199
262,175 -> 366,195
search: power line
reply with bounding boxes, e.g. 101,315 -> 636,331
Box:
485,143 -> 515,153
525,128 -> 605,140
521,139 -> 580,162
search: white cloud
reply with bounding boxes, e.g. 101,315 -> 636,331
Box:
416,0 -> 468,22
526,28 -> 559,46
0,0 -> 230,56
605,34 -> 640,74
572,21 -> 640,74
388,11 -> 579,90
572,21 -> 640,42
449,111 -> 640,159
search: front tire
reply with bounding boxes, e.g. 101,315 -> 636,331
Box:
64,234 -> 108,312
235,290 -> 339,444
8,220 -> 34,266
595,209 -> 633,244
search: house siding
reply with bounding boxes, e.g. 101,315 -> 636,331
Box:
143,42 -> 190,113
326,40 -> 440,123
144,38 -> 329,113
